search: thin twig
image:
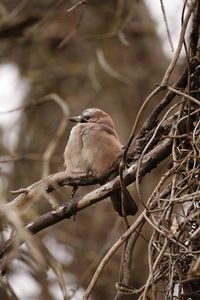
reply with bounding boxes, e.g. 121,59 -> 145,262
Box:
160,0 -> 174,52
66,0 -> 88,13
83,213 -> 145,300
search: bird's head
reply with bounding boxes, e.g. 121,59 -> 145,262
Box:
69,108 -> 115,129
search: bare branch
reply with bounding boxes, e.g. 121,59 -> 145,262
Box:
66,0 -> 88,13
0,137 -> 172,259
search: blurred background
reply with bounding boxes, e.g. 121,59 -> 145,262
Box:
0,0 -> 185,299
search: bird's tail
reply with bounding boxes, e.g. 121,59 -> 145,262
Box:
110,188 -> 138,216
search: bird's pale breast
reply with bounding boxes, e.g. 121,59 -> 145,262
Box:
64,123 -> 122,178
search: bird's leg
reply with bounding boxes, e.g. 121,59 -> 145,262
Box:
86,168 -> 93,177
71,186 -> 78,199
71,186 -> 78,221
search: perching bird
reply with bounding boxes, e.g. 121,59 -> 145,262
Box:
64,108 -> 138,216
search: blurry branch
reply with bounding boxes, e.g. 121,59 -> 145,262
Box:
71,217 -> 121,297
160,0 -> 174,52
87,61 -> 101,91
96,48 -> 129,83
0,153 -> 60,163
34,241 -> 70,299
0,275 -> 19,300
58,10 -> 84,48
0,15 -> 40,39
83,213 -> 146,300
2,202 -> 46,269
40,94 -> 70,177
0,0 -> 28,19
82,0 -> 125,41
0,93 -> 69,177
66,0 -> 88,13
0,95 -> 55,114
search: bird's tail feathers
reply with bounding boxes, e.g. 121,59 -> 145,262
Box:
110,188 -> 138,216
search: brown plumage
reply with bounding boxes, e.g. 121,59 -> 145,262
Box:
64,108 -> 138,216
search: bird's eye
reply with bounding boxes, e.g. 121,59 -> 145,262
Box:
81,112 -> 91,122
84,114 -> 91,120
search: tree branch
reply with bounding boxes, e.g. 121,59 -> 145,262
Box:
0,137 -> 172,259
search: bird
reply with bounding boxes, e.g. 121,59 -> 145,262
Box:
64,108 -> 138,216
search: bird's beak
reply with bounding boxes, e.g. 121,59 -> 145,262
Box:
69,115 -> 81,123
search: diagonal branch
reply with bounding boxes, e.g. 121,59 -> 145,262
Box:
0,137 -> 172,259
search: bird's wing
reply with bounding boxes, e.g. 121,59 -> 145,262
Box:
81,124 -> 122,177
